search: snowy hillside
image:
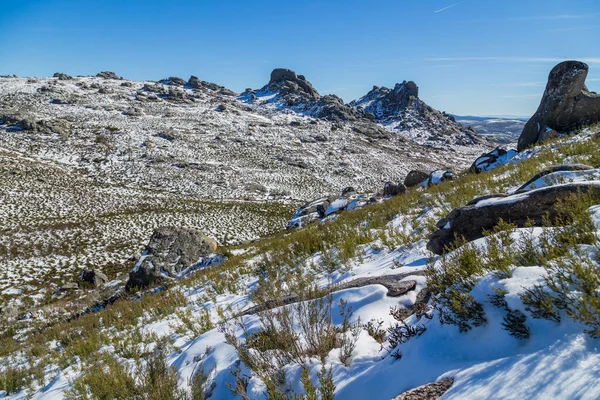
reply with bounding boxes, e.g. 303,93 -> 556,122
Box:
2,124 -> 600,399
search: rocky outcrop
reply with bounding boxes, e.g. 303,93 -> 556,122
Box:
427,182 -> 600,254
96,71 -> 122,80
404,170 -> 430,187
267,68 -> 319,100
126,227 -> 217,290
187,76 -> 237,95
53,72 -> 72,80
350,81 -> 419,120
350,82 -> 486,146
244,68 -> 368,122
159,76 -> 187,86
518,61 -> 600,151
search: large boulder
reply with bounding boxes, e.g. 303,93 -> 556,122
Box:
126,227 -> 217,290
518,61 -> 600,151
404,170 -> 429,187
427,182 -> 600,254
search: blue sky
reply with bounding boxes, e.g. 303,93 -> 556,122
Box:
1,0 -> 599,116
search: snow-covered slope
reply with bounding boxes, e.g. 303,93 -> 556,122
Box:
3,126 -> 600,399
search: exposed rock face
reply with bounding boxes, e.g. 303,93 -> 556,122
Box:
309,94 -> 364,122
393,378 -> 454,400
404,170 -> 430,187
96,71 -> 122,80
159,76 -> 187,86
126,227 -> 217,289
80,269 -> 109,287
518,61 -> 600,151
186,76 -> 237,95
268,68 -> 319,100
351,81 -> 419,119
427,182 -> 600,255
244,68 -> 367,122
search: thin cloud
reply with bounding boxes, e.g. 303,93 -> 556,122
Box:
434,2 -> 460,14
545,26 -> 600,32
425,57 -> 600,64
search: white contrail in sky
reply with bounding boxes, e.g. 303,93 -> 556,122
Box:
434,2 -> 460,13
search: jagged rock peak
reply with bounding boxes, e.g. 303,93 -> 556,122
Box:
264,68 -> 320,100
351,80 -> 420,119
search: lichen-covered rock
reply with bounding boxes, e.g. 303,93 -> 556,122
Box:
518,61 -> 600,151
126,227 -> 217,290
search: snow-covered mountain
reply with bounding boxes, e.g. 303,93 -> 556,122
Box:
350,81 -> 486,146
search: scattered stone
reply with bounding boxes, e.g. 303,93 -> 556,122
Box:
215,104 -> 227,112
518,60 -> 600,151
60,282 -> 79,291
80,269 -> 109,287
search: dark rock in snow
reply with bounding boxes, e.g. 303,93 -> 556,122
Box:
404,170 -> 430,187
126,227 -> 217,290
383,182 -> 407,197
518,61 -> 600,151
426,170 -> 453,186
470,147 -> 516,173
427,182 -> 600,255
514,164 -> 594,193
393,378 -> 454,400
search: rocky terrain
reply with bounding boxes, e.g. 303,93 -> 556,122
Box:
0,69 -> 493,316
2,60 -> 600,400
